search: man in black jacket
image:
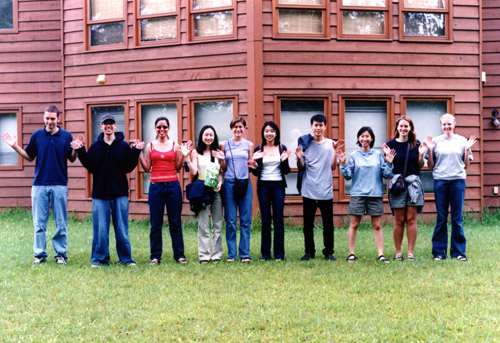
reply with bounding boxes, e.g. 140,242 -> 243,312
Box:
72,114 -> 144,267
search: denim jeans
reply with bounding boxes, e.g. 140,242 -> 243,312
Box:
91,196 -> 135,265
432,179 -> 467,258
222,178 -> 253,260
257,181 -> 285,260
31,185 -> 68,260
148,181 -> 185,261
302,197 -> 334,257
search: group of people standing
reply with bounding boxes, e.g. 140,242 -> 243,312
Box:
2,106 -> 476,266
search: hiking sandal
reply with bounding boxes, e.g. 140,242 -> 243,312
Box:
378,255 -> 390,263
346,254 -> 358,262
456,255 -> 468,262
394,254 -> 403,261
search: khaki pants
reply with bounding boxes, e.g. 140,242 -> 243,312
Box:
198,192 -> 223,261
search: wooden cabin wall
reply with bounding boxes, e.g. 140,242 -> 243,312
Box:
482,0 -> 500,209
0,0 -> 63,209
261,0 -> 482,226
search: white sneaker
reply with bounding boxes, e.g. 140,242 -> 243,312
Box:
55,256 -> 67,266
32,258 -> 45,266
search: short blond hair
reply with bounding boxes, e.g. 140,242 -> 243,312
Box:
440,113 -> 455,124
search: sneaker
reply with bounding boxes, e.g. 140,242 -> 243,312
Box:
32,258 -> 45,266
325,254 -> 337,261
55,256 -> 67,266
126,262 -> 137,266
91,263 -> 100,268
301,253 -> 315,261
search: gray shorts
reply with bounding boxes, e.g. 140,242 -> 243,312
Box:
348,196 -> 384,216
389,188 -> 424,210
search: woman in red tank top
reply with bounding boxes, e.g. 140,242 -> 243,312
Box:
140,116 -> 191,265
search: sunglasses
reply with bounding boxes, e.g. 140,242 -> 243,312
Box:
156,125 -> 169,129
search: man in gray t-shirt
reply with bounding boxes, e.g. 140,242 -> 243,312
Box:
295,114 -> 341,261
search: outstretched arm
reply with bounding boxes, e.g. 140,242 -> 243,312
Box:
2,132 -> 33,162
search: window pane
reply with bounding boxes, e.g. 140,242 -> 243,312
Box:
90,106 -> 125,143
90,22 -> 124,46
90,0 -> 123,20
404,0 -> 445,9
193,11 -> 233,37
193,0 -> 232,10
344,100 -> 387,195
0,113 -> 17,165
140,103 -> 178,195
141,17 -> 177,41
342,11 -> 385,35
280,99 -> 325,196
278,0 -> 324,5
0,0 -> 13,29
194,101 -> 233,146
140,0 -> 176,15
404,12 -> 445,37
278,9 -> 323,34
342,0 -> 386,7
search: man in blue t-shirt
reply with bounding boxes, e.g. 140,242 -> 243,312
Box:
2,105 -> 77,266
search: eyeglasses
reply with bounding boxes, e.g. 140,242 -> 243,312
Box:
156,125 -> 169,129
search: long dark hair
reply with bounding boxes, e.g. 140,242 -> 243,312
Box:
394,116 -> 417,150
196,125 -> 219,161
356,126 -> 375,148
261,121 -> 281,147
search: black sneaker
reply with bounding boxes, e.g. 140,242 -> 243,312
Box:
325,254 -> 337,261
32,257 -> 45,266
55,256 -> 67,266
301,253 -> 315,261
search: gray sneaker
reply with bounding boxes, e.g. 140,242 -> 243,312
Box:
32,258 -> 45,266
55,256 -> 67,266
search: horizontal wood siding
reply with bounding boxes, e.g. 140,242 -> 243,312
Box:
0,0 -> 62,209
63,0 -> 249,217
262,0 -> 482,225
482,0 -> 500,208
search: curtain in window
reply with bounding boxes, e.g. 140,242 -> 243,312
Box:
278,0 -> 323,5
141,17 -> 177,41
404,0 -> 445,9
194,101 -> 233,146
278,10 -> 323,34
90,0 -> 123,20
193,0 -> 232,10
140,0 -> 176,15
343,0 -> 385,6
0,113 -> 17,165
193,11 -> 233,37
342,11 -> 385,35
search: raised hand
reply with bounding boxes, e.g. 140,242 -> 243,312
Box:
465,135 -> 477,150
280,149 -> 291,162
179,141 -> 193,157
252,150 -> 266,161
2,132 -> 17,147
70,134 -> 84,150
418,142 -> 427,155
333,138 -> 345,150
385,149 -> 397,164
295,146 -> 304,161
381,143 -> 391,156
337,150 -> 346,165
132,139 -> 145,150
212,149 -> 225,161
424,136 -> 435,150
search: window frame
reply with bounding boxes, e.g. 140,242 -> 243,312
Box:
399,0 -> 452,42
338,95 -> 394,202
274,94 -> 332,201
84,0 -> 128,51
84,101 -> 129,198
272,0 -> 330,40
0,0 -> 18,33
0,108 -> 22,170
337,0 -> 392,40
188,0 -> 237,42
134,0 -> 181,47
400,95 -> 454,197
135,99 -> 182,200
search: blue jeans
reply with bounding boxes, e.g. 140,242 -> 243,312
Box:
222,179 -> 253,260
31,185 -> 68,260
149,181 -> 185,261
91,197 -> 135,265
432,179 -> 467,258
257,181 -> 285,260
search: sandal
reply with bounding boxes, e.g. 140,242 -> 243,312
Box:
378,255 -> 390,263
241,258 -> 251,263
456,255 -> 468,262
394,254 -> 403,261
199,260 -> 209,264
346,254 -> 358,262
176,258 -> 188,264
407,255 -> 416,261
226,258 -> 235,263
149,258 -> 160,266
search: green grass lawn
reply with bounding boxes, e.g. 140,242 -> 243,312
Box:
1,208 -> 499,342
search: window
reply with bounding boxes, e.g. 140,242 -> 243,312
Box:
189,0 -> 235,41
86,103 -> 128,197
189,97 -> 236,148
400,0 -> 451,41
136,100 -> 181,197
275,96 -> 331,196
402,96 -> 453,192
0,109 -> 21,169
85,0 -> 126,49
339,96 -> 394,198
135,0 -> 179,46
0,0 -> 17,33
338,0 -> 391,39
273,0 -> 329,39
